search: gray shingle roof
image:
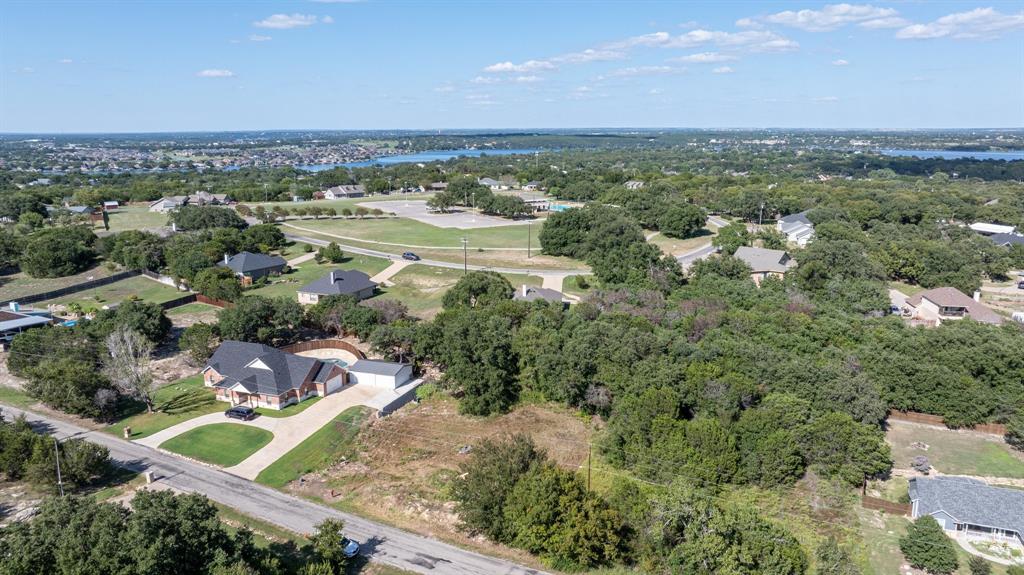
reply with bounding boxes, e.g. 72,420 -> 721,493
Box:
512,286 -> 564,303
990,233 -> 1024,247
733,246 -> 792,273
349,359 -> 408,376
0,311 -> 52,332
206,340 -> 322,396
779,211 -> 812,227
298,270 -> 377,297
218,251 -> 287,275
910,476 -> 1024,537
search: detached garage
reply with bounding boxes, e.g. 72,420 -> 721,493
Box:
347,359 -> 413,389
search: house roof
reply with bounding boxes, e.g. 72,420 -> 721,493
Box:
218,251 -> 287,275
348,359 -> 408,377
478,177 -> 500,186
733,246 -> 792,273
779,211 -> 813,227
206,340 -> 323,397
969,222 -> 1017,235
906,287 -> 1004,325
298,269 -> 377,297
910,476 -> 1024,536
989,233 -> 1024,247
325,185 -> 365,196
0,310 -> 52,332
513,285 -> 564,303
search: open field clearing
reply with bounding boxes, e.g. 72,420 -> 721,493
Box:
376,264 -> 542,318
249,193 -> 435,213
0,264 -> 117,301
35,275 -> 183,308
284,217 -> 541,249
104,205 -> 171,232
648,227 -> 717,257
886,420 -> 1024,478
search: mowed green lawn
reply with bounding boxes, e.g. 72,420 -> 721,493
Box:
376,264 -> 542,319
37,275 -> 184,308
284,217 -> 541,250
256,406 -> 372,488
249,193 -> 434,214
105,206 -> 171,232
0,264 -> 117,301
160,423 -> 274,467
247,255 -> 390,299
887,421 -> 1024,478
107,374 -> 224,439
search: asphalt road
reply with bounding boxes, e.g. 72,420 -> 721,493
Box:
283,231 -> 586,278
676,242 -> 719,269
0,404 -> 545,575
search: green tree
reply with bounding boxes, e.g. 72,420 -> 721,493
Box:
1006,412 -> 1024,452
442,271 -> 513,309
899,516 -> 958,575
307,518 -> 350,574
711,222 -> 750,256
315,242 -> 345,264
90,299 -> 172,343
179,322 -> 219,364
192,266 -> 244,301
968,556 -> 992,575
658,202 -> 706,239
816,537 -> 862,575
689,254 -> 752,280
169,205 -> 247,231
218,296 -> 303,345
19,229 -> 96,278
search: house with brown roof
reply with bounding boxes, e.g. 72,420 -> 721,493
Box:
905,287 -> 1004,326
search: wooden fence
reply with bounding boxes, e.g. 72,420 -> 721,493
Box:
159,293 -> 234,311
0,270 -> 139,308
888,410 -> 1007,436
861,495 -> 911,516
278,338 -> 366,360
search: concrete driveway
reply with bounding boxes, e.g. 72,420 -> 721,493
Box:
889,288 -> 909,311
137,384 -> 381,480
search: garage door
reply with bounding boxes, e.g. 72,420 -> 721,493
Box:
325,374 -> 344,394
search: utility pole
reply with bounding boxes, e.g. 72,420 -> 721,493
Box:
587,444 -> 592,491
54,437 -> 65,498
461,237 -> 468,274
527,220 -> 532,258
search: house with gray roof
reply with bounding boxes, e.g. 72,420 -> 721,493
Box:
733,246 -> 795,286
297,269 -> 378,304
217,251 -> 287,285
910,476 -> 1024,546
203,340 -> 346,409
777,211 -> 815,246
513,285 -> 567,308
346,359 -> 413,389
989,233 -> 1024,247
323,185 -> 365,200
0,307 -> 53,350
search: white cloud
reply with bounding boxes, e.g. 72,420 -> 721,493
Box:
649,88 -> 664,95
735,17 -> 763,29
58,58 -> 74,64
671,51 -> 737,63
665,29 -> 799,52
552,48 -> 626,64
253,14 -> 323,29
513,75 -> 542,83
321,15 -> 334,24
470,75 -> 500,84
196,69 -> 236,78
760,4 -> 902,32
859,16 -> 910,29
712,66 -> 734,74
896,7 -> 1024,40
17,67 -> 34,74
812,96 -> 840,103
607,65 -> 683,77
433,83 -> 455,93
832,58 -> 849,66
249,34 -> 272,42
483,59 -> 557,73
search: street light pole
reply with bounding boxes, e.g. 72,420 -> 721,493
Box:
461,237 -> 468,274
527,220 -> 532,259
54,437 -> 65,497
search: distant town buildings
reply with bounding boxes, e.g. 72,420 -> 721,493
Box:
624,180 -> 645,190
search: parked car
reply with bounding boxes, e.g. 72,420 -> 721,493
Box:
225,406 -> 256,421
340,537 -> 360,558
1017,280 -> 1024,290
890,305 -> 901,315
402,252 -> 420,261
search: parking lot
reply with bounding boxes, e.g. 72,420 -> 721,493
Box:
358,200 -> 531,229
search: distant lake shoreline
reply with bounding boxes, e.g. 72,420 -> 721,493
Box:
879,149 -> 1024,161
297,148 -> 544,171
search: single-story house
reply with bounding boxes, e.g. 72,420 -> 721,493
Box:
478,177 -> 503,191
297,269 -> 378,304
523,181 -> 543,191
203,341 -> 346,409
323,185 -> 366,200
47,205 -> 94,216
624,180 -> 645,190
513,285 -> 567,308
777,211 -> 815,246
0,306 -> 53,350
429,182 -> 449,191
346,359 -> 413,389
969,222 -> 1017,236
989,233 -> 1024,247
149,196 -> 189,212
910,476 -> 1024,546
102,200 -> 119,211
905,287 -> 1003,326
218,251 -> 287,285
733,246 -> 795,286
187,191 -> 232,206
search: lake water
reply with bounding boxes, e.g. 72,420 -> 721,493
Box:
297,148 -> 543,171
879,149 -> 1024,161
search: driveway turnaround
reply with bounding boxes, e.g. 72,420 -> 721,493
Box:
137,384 -> 381,480
370,259 -> 413,286
0,404 -> 546,575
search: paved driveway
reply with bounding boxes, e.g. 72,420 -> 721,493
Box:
138,384 -> 381,480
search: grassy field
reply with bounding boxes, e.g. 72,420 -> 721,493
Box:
887,421 -> 1024,478
0,385 -> 36,408
107,374 -> 224,439
248,255 -> 391,299
889,281 -> 927,297
255,396 -> 322,418
648,228 -> 716,257
160,423 -> 274,467
256,406 -> 373,488
249,193 -> 434,214
0,264 -> 117,302
165,302 -> 221,316
284,217 -> 541,250
36,275 -> 184,308
105,206 -> 170,232
376,264 -> 542,319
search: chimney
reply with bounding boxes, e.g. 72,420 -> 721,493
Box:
522,285 -> 528,297
330,271 -> 337,284
223,253 -> 229,264
9,302 -> 19,312
973,290 -> 981,302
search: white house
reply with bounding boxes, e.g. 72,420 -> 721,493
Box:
323,185 -> 366,200
149,196 -> 188,213
624,180 -> 645,190
346,359 -> 413,389
969,222 -> 1017,236
478,177 -> 502,191
777,211 -> 815,246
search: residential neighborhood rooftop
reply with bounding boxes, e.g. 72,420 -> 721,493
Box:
733,246 -> 792,273
218,251 -> 287,275
205,341 -> 330,397
906,287 -> 1004,325
910,476 -> 1024,541
299,269 -> 378,297
512,285 -> 565,304
349,359 -> 409,376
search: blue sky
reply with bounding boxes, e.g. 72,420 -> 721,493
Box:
2,1 -> 1023,132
